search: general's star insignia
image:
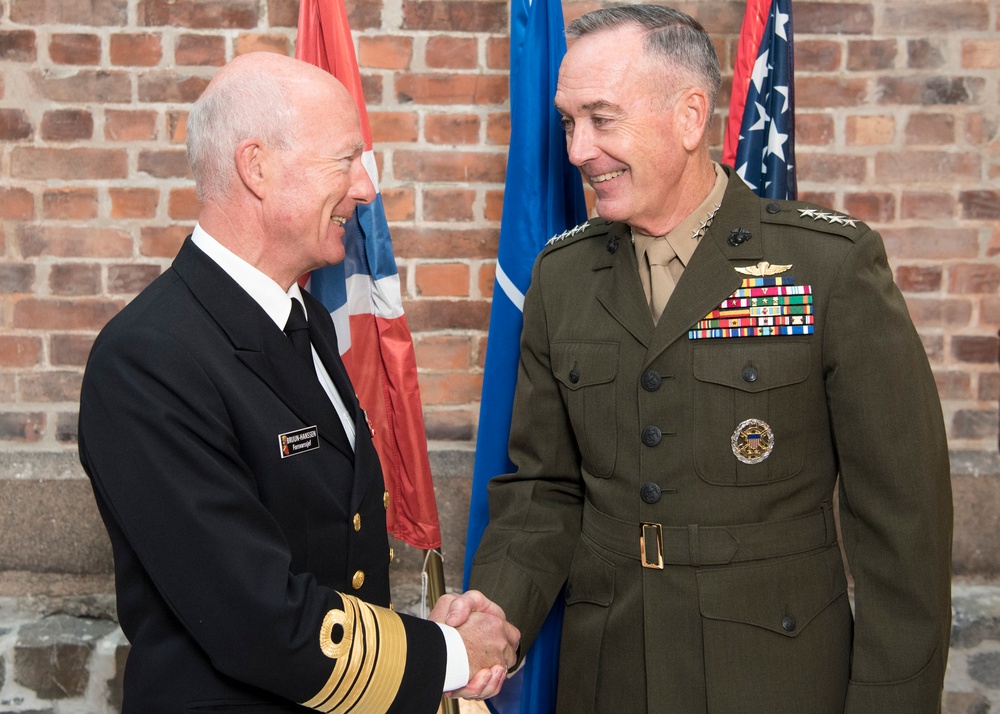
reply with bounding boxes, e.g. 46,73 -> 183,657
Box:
797,208 -> 858,227
734,261 -> 793,277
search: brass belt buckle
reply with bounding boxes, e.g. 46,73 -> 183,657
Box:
640,522 -> 664,570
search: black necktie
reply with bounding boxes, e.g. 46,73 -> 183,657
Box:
284,298 -> 313,365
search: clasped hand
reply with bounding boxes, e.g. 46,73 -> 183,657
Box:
429,590 -> 520,700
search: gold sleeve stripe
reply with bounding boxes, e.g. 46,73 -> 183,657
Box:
302,593 -> 407,713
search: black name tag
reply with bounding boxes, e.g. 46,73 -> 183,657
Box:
278,426 -> 320,458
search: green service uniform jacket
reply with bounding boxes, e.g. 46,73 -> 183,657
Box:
470,172 -> 952,714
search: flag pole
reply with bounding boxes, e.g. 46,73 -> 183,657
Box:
426,549 -> 461,714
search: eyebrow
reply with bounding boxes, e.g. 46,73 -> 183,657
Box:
554,99 -> 622,113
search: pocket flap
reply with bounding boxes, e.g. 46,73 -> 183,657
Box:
565,539 -> 615,607
697,546 -> 847,638
693,341 -> 810,393
551,341 -> 619,390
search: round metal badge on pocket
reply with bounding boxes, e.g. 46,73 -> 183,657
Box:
731,418 -> 774,464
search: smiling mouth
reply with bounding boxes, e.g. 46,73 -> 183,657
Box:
330,215 -> 348,226
590,169 -> 626,184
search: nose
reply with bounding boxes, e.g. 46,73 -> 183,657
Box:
566,125 -> 598,168
350,156 -> 376,205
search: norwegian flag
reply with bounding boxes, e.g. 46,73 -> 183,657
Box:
723,0 -> 797,200
295,0 -> 441,551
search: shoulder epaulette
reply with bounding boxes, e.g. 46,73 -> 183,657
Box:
760,200 -> 867,242
545,220 -> 593,246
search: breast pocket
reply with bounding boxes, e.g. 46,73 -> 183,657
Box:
551,341 -> 619,478
692,340 -> 811,485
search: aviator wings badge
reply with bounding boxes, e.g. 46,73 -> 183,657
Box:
735,261 -> 793,277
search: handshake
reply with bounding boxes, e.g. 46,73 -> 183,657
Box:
429,590 -> 521,700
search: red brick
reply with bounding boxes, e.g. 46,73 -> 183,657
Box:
415,262 -> 470,296
268,0 -> 299,27
904,113 -> 955,145
965,113 -> 1000,149
486,37 -> 508,70
110,33 -> 163,66
360,74 -> 383,105
416,371 -> 483,405
426,36 -> 477,69
674,3 -> 746,33
0,109 -> 33,141
423,190 -> 475,222
18,226 -> 133,258
951,409 -> 997,440
949,264 -> 1000,295
403,1 -> 506,32
796,114 -> 834,145
394,150 -> 505,183
138,150 -> 193,179
881,227 -> 980,260
794,40 -> 841,72
402,298 -> 490,330
484,190 -> 503,222
20,371 -> 83,403
885,3 -> 988,32
359,36 -> 413,70
175,34 -> 225,66
105,110 -> 158,141
392,227 -> 499,260
138,72 -> 211,103
108,264 -> 162,294
934,370 -> 972,400
51,334 -> 96,367
843,192 -> 894,223
960,191 -> 1000,220
396,74 -> 507,105
478,263 -> 495,298
962,39 -> 1000,70
381,188 -> 415,222
167,111 -> 188,144
900,192 -> 955,221
426,114 -> 480,145
796,153 -> 866,183
234,34 -> 289,57
878,76 -> 983,106
140,226 -> 189,257
475,334 -> 487,369
13,299 -> 123,331
795,77 -> 868,108
903,297 -> 973,328
846,115 -> 894,145
369,112 -> 419,143
50,264 -> 101,296
875,152 -> 980,183
414,335 -> 472,370
981,296 -> 1000,326
56,411 -> 79,444
0,264 -> 35,293
895,265 -> 941,293
0,336 -> 42,368
12,148 -> 127,180
31,69 -> 131,103
979,372 -> 1000,401
40,109 -> 94,142
0,413 -> 45,443
169,187 -> 200,220
0,188 -> 34,220
787,2 -> 873,34
952,335 -> 999,364
11,0 -> 128,25
847,39 -> 896,71
138,0 -> 258,28
0,30 -> 37,61
49,33 -> 101,64
345,0 -> 381,30
422,409 -> 473,441
110,188 -> 159,219
486,113 -> 510,145
43,189 -> 99,220
906,39 -> 945,70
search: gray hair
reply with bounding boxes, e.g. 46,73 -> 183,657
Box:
566,5 -> 722,119
186,66 -> 297,204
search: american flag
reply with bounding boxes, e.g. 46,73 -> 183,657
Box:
723,0 -> 797,200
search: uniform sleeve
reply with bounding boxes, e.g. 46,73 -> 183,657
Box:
822,228 -> 953,712
79,325 -> 445,712
469,256 -> 585,651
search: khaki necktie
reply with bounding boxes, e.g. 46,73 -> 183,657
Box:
644,238 -> 678,323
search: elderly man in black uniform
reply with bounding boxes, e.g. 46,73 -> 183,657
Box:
465,5 -> 953,714
79,52 -> 517,712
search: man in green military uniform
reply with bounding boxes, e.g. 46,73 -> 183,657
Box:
467,5 -> 952,712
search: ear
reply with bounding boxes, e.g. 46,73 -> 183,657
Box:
676,87 -> 710,152
234,138 -> 266,200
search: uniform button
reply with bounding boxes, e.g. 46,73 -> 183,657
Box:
568,369 -> 580,384
641,370 -> 662,392
383,490 -> 390,509
766,202 -> 781,214
742,366 -> 758,383
352,570 -> 365,590
640,482 -> 661,504
353,513 -> 362,532
781,616 -> 797,632
641,426 -> 662,447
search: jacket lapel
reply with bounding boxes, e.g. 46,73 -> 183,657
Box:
593,222 -> 655,349
171,238 -> 355,463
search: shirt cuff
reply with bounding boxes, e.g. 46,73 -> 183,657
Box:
436,622 -> 470,692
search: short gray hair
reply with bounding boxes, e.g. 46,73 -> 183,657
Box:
566,5 -> 722,119
186,66 -> 297,203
